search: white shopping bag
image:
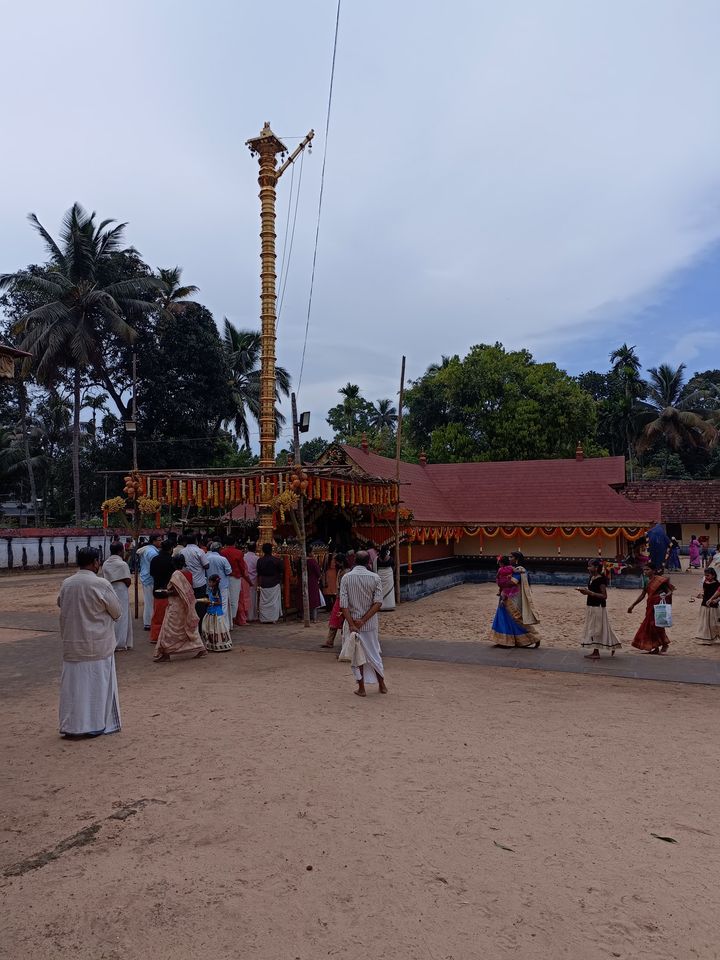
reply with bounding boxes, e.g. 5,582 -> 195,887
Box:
654,601 -> 672,628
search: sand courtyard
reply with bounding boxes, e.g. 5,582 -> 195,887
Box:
2,570 -> 720,959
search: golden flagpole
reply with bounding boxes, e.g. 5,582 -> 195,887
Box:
246,123 -> 313,548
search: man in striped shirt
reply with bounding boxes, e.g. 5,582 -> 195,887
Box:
339,550 -> 387,697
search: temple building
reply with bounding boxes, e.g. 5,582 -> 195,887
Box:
316,441 -> 660,566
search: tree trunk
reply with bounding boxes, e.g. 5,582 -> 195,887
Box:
72,367 -> 82,523
16,377 -> 40,525
99,370 -> 129,420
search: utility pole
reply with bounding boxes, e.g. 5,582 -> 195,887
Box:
131,349 -> 138,471
246,122 -> 314,549
291,392 -> 310,627
394,356 -> 406,605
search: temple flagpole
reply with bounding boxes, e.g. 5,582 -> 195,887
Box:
246,123 -> 314,548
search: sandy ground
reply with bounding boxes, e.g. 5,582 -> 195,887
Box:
1,571 -> 720,958
1,566 -> 717,658
384,571 -> 720,659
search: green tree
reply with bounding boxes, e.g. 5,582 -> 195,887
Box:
326,383 -> 375,441
221,320 -> 291,448
368,398 -> 398,434
404,343 -> 598,462
136,303 -> 236,468
157,266 -> 200,320
0,204 -> 160,519
607,343 -> 645,476
636,363 -> 717,476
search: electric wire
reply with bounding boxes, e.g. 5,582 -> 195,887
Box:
276,160 -> 295,316
277,148 -> 305,328
297,0 -> 341,396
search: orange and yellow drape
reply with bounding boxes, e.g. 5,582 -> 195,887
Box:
133,474 -> 398,510
407,524 -> 647,545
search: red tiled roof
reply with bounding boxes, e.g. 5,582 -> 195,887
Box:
624,481 -> 720,523
341,446 -> 660,526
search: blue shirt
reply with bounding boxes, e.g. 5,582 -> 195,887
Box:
139,545 -> 159,586
206,552 -> 232,591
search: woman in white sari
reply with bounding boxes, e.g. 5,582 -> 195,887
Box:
102,543 -> 133,650
377,546 -> 396,611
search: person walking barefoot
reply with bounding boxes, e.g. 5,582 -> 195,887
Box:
578,559 -> 621,659
628,563 -> 675,654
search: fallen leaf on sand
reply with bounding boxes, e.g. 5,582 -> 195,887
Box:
650,833 -> 678,844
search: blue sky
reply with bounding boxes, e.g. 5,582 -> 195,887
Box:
1,0 -> 719,443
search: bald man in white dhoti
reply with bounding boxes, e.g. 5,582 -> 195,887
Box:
57,547 -> 122,738
339,551 -> 387,697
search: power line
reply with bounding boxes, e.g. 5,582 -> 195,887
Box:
277,148 -> 305,328
276,160 -> 295,313
297,0 -> 341,396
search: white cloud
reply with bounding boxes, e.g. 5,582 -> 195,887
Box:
1,0 -> 719,434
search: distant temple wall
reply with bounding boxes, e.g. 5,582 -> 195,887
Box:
0,531 -> 118,570
453,532 -> 619,559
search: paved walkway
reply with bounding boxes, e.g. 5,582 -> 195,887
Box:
3,614 -> 720,692
240,624 -> 720,686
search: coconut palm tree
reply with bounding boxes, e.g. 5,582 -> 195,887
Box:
368,398 -> 398,433
157,266 -> 199,320
82,392 -> 109,442
220,319 -> 291,448
636,363 -> 717,475
337,383 -> 364,436
0,203 -> 160,520
608,343 -> 645,477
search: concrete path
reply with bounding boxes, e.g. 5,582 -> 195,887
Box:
240,624 -> 720,687
3,615 -> 720,694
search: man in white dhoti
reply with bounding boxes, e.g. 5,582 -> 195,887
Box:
339,550 -> 387,697
256,543 -> 284,623
57,547 -> 122,738
138,534 -> 161,630
102,542 -> 133,650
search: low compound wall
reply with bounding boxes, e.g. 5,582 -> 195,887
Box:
0,528 -> 157,571
399,558 -> 642,601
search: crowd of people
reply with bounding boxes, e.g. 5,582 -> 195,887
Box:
55,523 -> 720,739
489,539 -> 720,663
56,534 -> 394,737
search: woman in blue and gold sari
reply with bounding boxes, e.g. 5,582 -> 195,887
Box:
490,553 -> 540,648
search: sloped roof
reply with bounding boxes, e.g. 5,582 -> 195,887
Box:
624,481 -> 720,523
341,446 -> 659,526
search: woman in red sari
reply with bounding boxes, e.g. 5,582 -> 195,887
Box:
628,564 -> 675,654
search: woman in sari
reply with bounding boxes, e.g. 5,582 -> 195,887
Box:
628,564 -> 675,654
509,551 -> 540,630
695,567 -> 720,645
490,556 -> 540,648
688,535 -> 701,570
665,537 -> 681,572
322,554 -> 347,649
154,568 -> 207,662
377,546 -> 396,611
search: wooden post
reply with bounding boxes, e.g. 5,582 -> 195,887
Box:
292,393 -> 310,627
394,356 -> 406,604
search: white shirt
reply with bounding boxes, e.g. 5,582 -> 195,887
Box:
57,570 -> 122,661
182,544 -> 210,588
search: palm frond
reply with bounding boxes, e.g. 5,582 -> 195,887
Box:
26,213 -> 66,269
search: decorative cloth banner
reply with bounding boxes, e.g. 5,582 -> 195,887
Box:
130,473 -> 398,511
408,524 -> 648,544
